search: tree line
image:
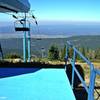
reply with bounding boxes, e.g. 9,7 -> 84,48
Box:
3,44 -> 100,62
48,44 -> 100,61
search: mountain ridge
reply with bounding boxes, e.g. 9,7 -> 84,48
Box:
0,35 -> 100,57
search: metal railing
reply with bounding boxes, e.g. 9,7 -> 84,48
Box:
65,41 -> 100,100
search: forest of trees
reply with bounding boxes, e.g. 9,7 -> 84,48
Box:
3,43 -> 100,62
48,44 -> 100,61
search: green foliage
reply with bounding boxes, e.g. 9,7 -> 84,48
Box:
95,48 -> 100,59
48,44 -> 59,60
75,47 -> 100,61
5,54 -> 21,59
60,45 -> 66,60
69,48 -> 73,58
76,47 -> 86,60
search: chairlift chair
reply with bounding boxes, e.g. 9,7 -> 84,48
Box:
14,20 -> 30,31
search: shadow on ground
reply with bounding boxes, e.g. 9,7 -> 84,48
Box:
66,64 -> 87,100
0,62 -> 64,78
0,68 -> 41,78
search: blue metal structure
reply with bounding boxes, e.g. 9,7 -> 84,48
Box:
27,22 -> 31,62
23,14 -> 27,62
65,41 -> 100,100
14,18 -> 31,62
0,68 -> 75,100
0,0 -> 30,13
0,0 -> 30,62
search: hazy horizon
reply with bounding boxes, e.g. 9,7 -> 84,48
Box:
0,21 -> 100,38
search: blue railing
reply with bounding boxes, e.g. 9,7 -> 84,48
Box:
65,41 -> 100,100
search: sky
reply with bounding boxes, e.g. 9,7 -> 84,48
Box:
29,0 -> 100,22
0,0 -> 100,22
0,0 -> 100,36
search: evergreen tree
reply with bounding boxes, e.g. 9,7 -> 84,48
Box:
95,48 -> 100,59
76,47 -> 81,60
82,47 -> 86,57
60,45 -> 66,60
48,44 -> 59,60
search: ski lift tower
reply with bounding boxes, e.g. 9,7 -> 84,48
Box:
14,17 -> 31,62
0,0 -> 30,62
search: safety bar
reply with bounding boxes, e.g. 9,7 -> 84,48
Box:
65,41 -> 100,100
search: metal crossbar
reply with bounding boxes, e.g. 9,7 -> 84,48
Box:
65,41 -> 100,100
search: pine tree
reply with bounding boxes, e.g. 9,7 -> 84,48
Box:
48,44 -> 59,60
60,45 -> 66,60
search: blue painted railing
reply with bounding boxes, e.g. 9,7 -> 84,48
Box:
65,41 -> 100,100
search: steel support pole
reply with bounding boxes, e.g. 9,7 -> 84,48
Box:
88,68 -> 96,100
23,13 -> 27,62
71,50 -> 76,89
27,23 -> 31,62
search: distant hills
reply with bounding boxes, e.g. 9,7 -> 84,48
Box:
0,35 -> 100,57
67,35 -> 100,49
0,21 -> 100,37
